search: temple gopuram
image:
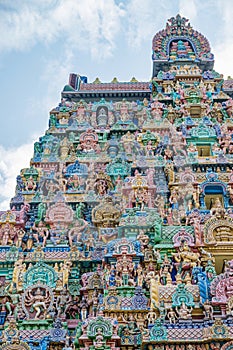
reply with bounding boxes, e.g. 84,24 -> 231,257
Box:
1,14 -> 233,350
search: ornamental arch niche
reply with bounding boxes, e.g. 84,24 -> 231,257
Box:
199,171 -> 228,210
168,37 -> 197,61
203,184 -> 225,210
204,214 -> 233,273
96,106 -> 108,127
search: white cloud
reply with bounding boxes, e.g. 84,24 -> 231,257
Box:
125,0 -> 175,48
215,42 -> 233,78
0,140 -> 37,211
41,48 -> 74,96
179,0 -> 197,22
0,0 -> 125,60
213,0 -> 233,78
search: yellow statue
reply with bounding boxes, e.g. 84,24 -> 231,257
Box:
150,275 -> 160,309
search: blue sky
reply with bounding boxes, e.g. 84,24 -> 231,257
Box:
0,0 -> 232,209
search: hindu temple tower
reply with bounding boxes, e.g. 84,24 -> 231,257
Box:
0,14 -> 233,350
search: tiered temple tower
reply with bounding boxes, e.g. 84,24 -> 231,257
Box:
1,14 -> 233,350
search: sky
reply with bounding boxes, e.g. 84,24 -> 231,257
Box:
0,0 -> 232,210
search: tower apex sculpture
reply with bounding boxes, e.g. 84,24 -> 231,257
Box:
152,14 -> 214,76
